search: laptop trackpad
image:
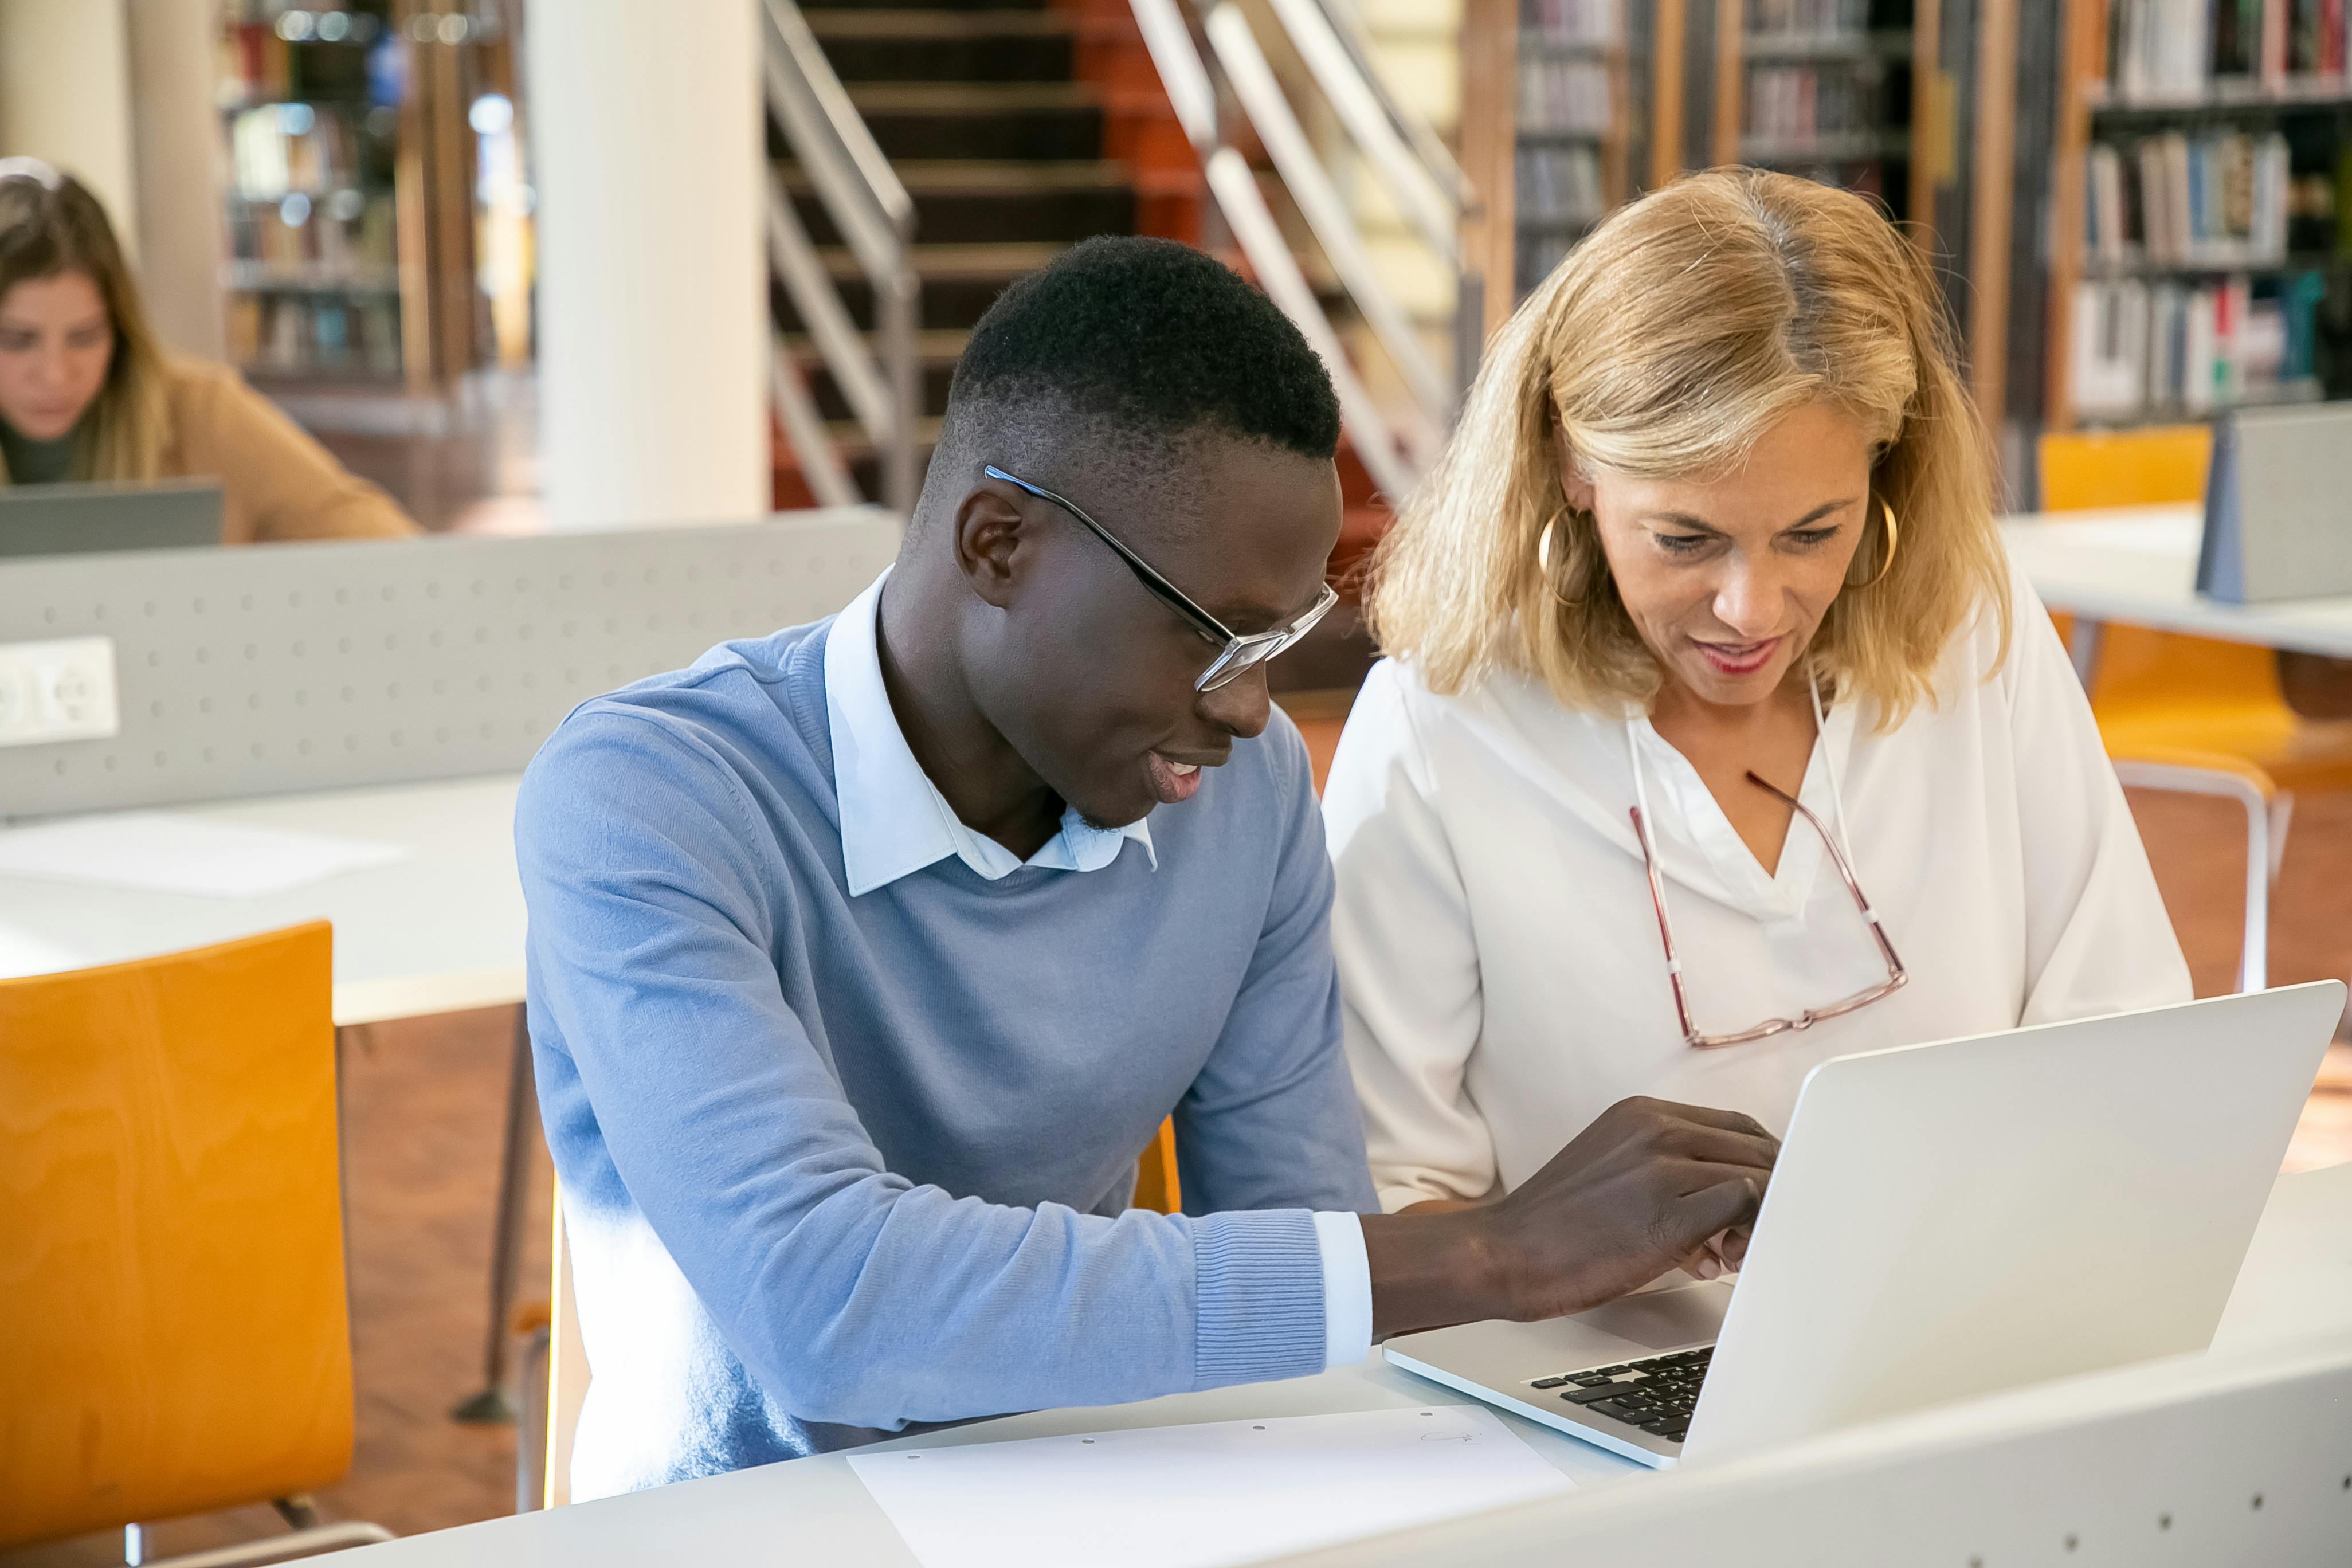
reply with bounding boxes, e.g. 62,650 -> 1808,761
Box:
1571,1281 -> 1734,1350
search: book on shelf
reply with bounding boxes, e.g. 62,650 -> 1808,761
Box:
1521,0 -> 1614,47
2105,0 -> 2352,101
227,103 -> 367,199
1516,143 -> 1605,227
228,291 -> 402,378
2087,130 -> 2293,264
1745,65 -> 1885,143
1746,0 -> 1873,36
2070,269 -> 2326,419
1519,54 -> 1613,134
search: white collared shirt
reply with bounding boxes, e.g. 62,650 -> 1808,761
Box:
828,570 -> 1156,894
825,570 -> 1371,1364
1323,563 -> 2192,1213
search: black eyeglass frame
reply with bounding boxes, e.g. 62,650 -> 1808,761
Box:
983,463 -> 1338,692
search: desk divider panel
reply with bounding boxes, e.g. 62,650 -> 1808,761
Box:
0,507 -> 899,820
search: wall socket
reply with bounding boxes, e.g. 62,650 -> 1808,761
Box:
0,636 -> 120,748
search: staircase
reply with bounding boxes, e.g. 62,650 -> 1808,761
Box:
767,0 -> 1391,687
770,0 -> 1205,505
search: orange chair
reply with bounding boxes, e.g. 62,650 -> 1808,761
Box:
2040,428 -> 2352,990
0,924 -> 391,1566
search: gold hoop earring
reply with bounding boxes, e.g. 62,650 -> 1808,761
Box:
1537,507 -> 1592,605
1853,498 -> 1900,589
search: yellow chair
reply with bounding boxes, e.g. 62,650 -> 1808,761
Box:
0,923 -> 391,1565
517,1117 -> 1185,1510
2040,428 -> 2352,990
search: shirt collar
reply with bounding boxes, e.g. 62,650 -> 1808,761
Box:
825,569 -> 1155,897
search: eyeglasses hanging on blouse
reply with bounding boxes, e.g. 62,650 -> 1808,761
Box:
1624,680 -> 1907,1050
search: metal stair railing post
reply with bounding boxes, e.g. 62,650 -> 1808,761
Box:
1134,0 -> 1487,502
1272,0 -> 1485,403
1130,0 -> 1420,505
761,0 -> 923,518
1203,2 -> 1447,466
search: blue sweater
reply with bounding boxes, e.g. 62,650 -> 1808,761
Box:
516,616 -> 1378,1496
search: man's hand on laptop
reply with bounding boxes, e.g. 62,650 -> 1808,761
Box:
1361,1097 -> 1778,1340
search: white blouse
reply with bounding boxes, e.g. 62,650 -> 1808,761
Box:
1322,566 -> 2192,1214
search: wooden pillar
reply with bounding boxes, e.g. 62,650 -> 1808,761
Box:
1651,0 -> 1687,186
1711,0 -> 1744,168
1460,0 -> 1518,338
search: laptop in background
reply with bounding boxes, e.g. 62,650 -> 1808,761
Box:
0,481 -> 224,558
1384,983 -> 2342,1469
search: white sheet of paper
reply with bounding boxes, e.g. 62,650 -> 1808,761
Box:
849,1405 -> 1573,1568
0,810 -> 411,899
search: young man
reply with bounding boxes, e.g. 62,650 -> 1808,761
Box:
518,238 -> 1777,1498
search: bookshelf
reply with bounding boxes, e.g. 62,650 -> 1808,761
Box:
1712,2 -> 1921,221
215,1 -> 499,395
2047,0 -> 2352,432
1464,1 -> 1938,314
1462,0 -> 2060,435
1512,0 -> 1639,293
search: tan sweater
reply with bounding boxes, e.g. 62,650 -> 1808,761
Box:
157,359 -> 418,543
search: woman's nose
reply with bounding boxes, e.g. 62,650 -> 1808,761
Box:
1711,560 -> 1784,636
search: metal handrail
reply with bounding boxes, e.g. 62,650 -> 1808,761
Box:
1132,0 -> 1416,503
1297,0 -> 1472,215
1265,0 -> 1459,262
761,0 -> 922,516
1131,0 -> 1481,503
1205,3 -> 1447,462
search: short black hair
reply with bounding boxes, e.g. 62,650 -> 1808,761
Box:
944,237 -> 1341,463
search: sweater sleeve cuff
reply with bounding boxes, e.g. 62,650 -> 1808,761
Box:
1312,1211 -> 1373,1367
1190,1209 -> 1328,1388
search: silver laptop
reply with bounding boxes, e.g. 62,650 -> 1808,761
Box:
1384,984 -> 2342,1468
0,480 -> 224,558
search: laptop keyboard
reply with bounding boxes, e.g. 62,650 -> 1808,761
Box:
1528,1346 -> 1712,1443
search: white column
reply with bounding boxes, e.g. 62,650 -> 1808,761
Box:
527,0 -> 770,531
0,0 -> 138,255
126,0 -> 228,360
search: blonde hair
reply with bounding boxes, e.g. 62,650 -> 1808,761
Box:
0,159 -> 171,484
1367,168 -> 2009,727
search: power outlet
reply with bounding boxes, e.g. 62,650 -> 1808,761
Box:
0,636 -> 120,748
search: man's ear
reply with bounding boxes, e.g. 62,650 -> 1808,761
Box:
1552,425 -> 1597,515
952,480 -> 1027,610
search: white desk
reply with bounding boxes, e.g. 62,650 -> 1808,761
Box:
340,1162 -> 2352,1566
2001,504 -> 2352,660
0,773 -> 525,1028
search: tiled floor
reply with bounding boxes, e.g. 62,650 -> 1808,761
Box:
9,711 -> 2349,1566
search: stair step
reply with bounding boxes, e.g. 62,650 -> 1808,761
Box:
771,242 -> 1069,331
807,8 -> 1076,82
778,159 -> 1136,245
845,83 -> 1104,162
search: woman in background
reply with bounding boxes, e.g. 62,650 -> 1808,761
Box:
1324,169 -> 2189,1224
0,159 -> 415,542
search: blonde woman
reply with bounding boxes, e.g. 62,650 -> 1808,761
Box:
0,159 -> 414,541
1323,170 -> 2189,1221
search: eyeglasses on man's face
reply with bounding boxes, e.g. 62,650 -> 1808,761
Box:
983,464 -> 1338,693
